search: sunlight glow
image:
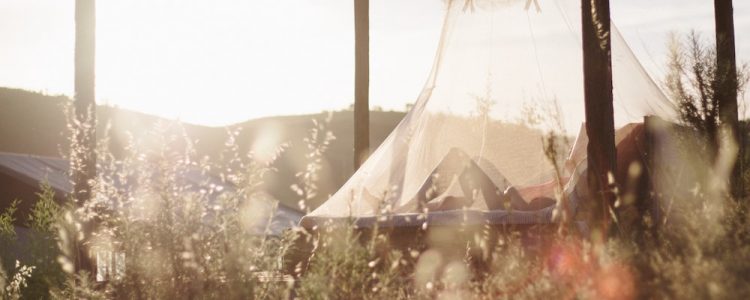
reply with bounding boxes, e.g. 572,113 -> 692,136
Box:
0,0 -> 747,126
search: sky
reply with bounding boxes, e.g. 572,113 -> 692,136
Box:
0,0 -> 748,126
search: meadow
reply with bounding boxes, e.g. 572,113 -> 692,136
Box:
1,32 -> 750,300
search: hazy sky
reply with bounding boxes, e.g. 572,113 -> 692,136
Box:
0,0 -> 748,126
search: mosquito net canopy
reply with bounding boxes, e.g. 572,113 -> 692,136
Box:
306,0 -> 676,220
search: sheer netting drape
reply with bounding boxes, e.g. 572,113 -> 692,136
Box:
307,0 -> 675,219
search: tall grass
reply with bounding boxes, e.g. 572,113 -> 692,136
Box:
1,124 -> 749,299
2,110 -> 750,299
2,34 -> 750,299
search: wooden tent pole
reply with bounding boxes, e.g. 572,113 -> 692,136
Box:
74,0 -> 97,202
354,0 -> 370,170
581,0 -> 616,239
74,0 -> 96,273
714,0 -> 742,197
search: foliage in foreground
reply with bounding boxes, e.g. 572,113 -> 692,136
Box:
2,32 -> 750,299
1,112 -> 748,300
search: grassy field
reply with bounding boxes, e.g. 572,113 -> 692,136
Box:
1,108 -> 749,299
2,32 -> 750,299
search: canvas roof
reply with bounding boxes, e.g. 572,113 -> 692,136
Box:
0,152 -> 301,235
305,0 -> 677,220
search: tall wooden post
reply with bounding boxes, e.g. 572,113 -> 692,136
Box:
714,0 -> 741,196
74,0 -> 96,272
74,0 -> 96,204
354,0 -> 370,170
581,0 -> 616,239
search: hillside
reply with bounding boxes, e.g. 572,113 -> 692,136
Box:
0,87 -> 406,210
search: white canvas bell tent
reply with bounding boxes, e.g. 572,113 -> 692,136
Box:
301,0 -> 676,227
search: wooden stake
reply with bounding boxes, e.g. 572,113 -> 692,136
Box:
74,0 -> 96,273
581,0 -> 616,238
714,0 -> 742,197
354,0 -> 370,170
